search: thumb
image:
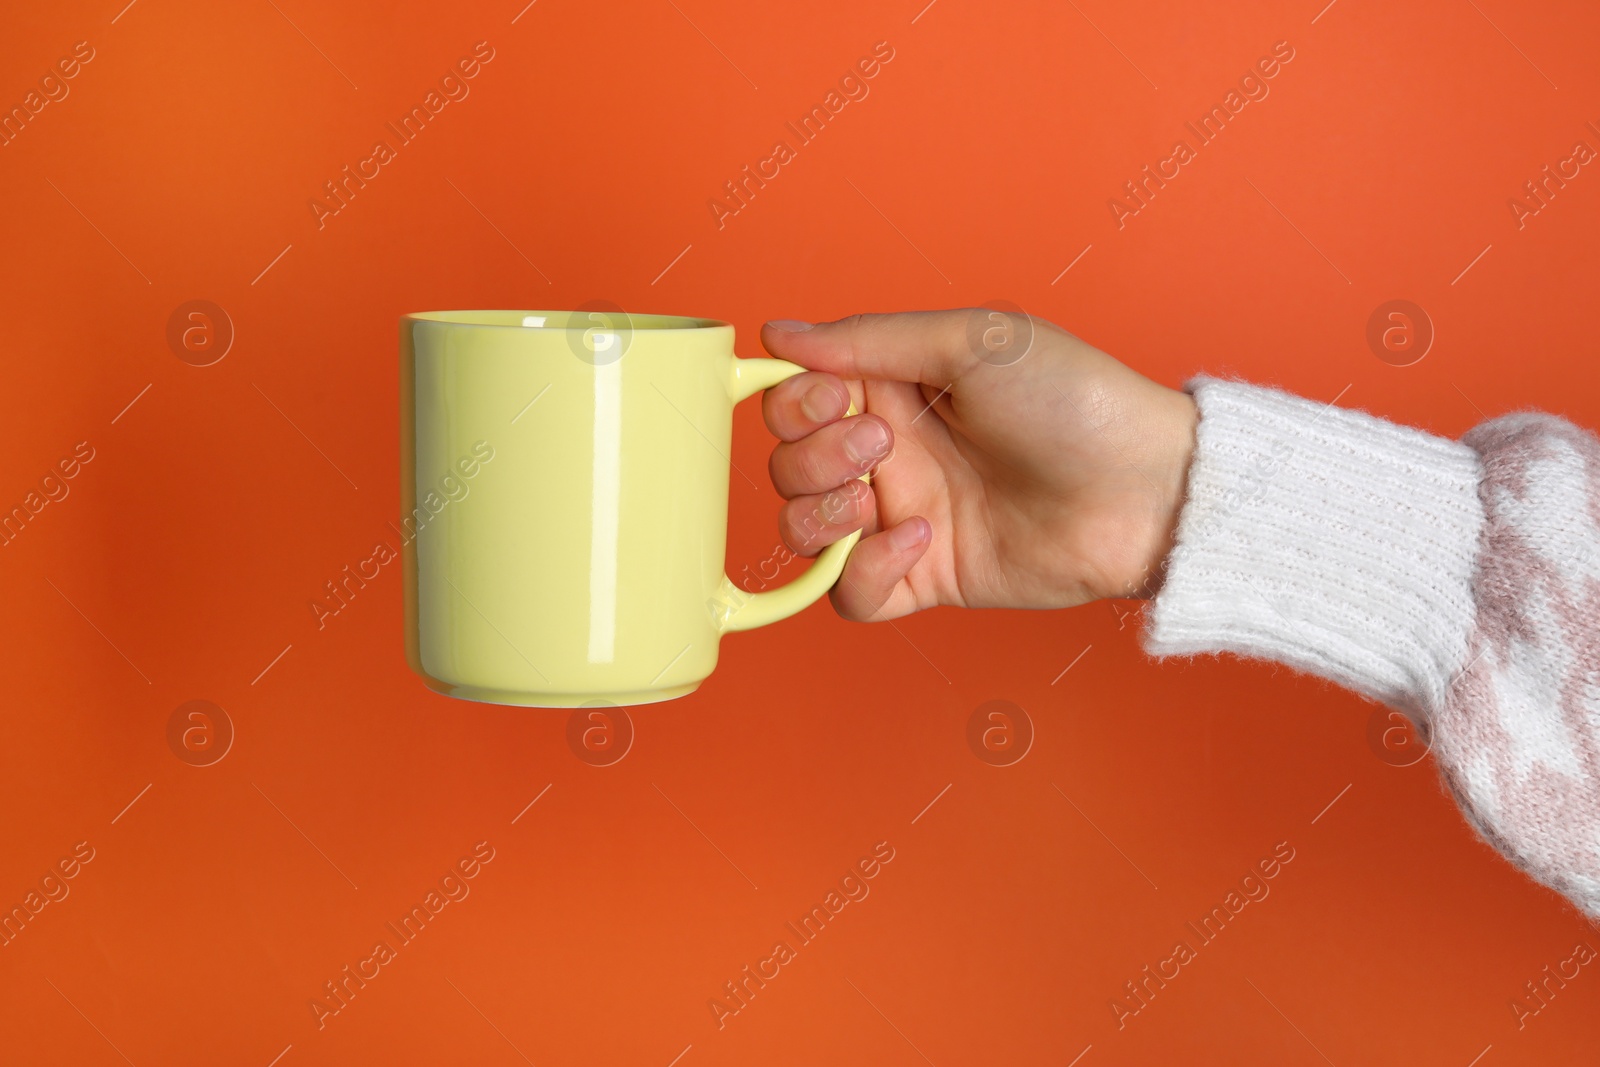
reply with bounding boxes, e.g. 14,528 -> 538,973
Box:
761,310 -> 991,388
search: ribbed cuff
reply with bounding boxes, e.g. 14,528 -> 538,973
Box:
1142,377 -> 1486,719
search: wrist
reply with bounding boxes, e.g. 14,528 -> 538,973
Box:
1123,385 -> 1198,600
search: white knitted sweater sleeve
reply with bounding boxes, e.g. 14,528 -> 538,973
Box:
1143,376 -> 1600,919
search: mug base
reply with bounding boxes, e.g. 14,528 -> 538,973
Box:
423,679 -> 702,708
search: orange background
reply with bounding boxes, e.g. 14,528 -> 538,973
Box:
2,0 -> 1598,1064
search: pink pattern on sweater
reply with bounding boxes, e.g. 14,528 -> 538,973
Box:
1437,413 -> 1600,916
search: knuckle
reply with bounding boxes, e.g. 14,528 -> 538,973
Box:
819,483 -> 866,524
833,576 -> 881,622
761,387 -> 785,422
778,509 -> 804,552
781,499 -> 829,555
830,585 -> 866,621
796,444 -> 835,491
769,448 -> 805,497
844,313 -> 869,373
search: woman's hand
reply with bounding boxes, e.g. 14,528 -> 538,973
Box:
760,309 -> 1198,621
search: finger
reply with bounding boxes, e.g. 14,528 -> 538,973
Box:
768,413 -> 892,498
761,371 -> 850,443
762,310 -> 989,388
830,517 -> 932,622
779,481 -> 877,557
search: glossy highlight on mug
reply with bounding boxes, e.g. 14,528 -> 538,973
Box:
400,310 -> 864,707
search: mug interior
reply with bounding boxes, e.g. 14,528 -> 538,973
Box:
403,310 -> 726,330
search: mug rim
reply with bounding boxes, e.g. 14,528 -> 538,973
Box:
401,309 -> 730,331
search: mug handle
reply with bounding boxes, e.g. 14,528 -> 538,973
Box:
712,356 -> 869,633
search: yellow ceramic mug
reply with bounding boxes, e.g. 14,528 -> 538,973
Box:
400,310 -> 863,707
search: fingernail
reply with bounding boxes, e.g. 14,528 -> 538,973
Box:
800,384 -> 844,423
888,517 -> 927,552
767,319 -> 813,332
843,418 -> 888,465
